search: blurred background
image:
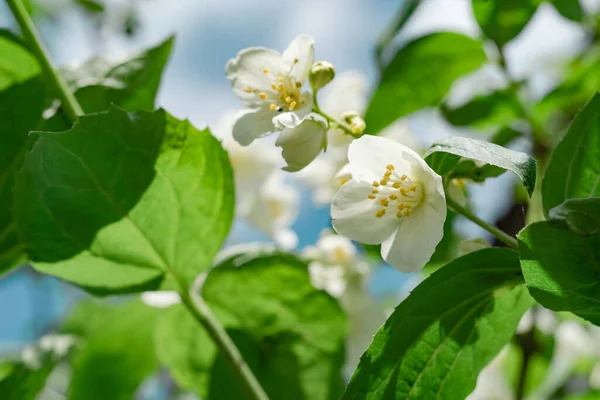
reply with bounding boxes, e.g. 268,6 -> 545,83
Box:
2,0 -> 600,398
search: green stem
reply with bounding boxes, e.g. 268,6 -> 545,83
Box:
178,276 -> 270,400
312,92 -> 362,138
447,196 -> 519,249
7,0 -> 83,123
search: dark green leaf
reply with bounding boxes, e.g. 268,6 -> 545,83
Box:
0,78 -> 45,275
0,33 -> 40,91
64,300 -> 159,400
472,0 -> 538,48
542,94 -> 600,214
365,33 -> 487,133
155,252 -> 347,400
15,107 -> 234,293
519,204 -> 600,324
342,248 -> 532,400
450,159 -> 506,182
441,89 -> 522,128
74,0 -> 104,13
550,0 -> 584,22
549,197 -> 600,235
425,136 -> 537,195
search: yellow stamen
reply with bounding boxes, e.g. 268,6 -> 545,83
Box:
392,182 -> 401,188
244,87 -> 252,93
372,181 -> 380,187
259,92 -> 267,100
285,96 -> 293,103
400,188 -> 409,196
380,179 -> 388,185
278,77 -> 283,82
271,84 -> 277,90
289,101 -> 297,110
389,194 -> 397,200
269,103 -> 277,111
380,198 -> 389,207
263,68 -> 270,74
397,204 -> 406,210
277,84 -> 283,92
296,82 -> 302,88
386,164 -> 395,171
410,185 -> 418,191
376,209 -> 386,218
372,190 -> 379,194
401,174 -> 408,180
396,211 -> 403,218
404,209 -> 412,217
384,170 -> 392,177
368,194 -> 376,199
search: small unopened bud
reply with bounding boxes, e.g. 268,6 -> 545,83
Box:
309,61 -> 335,91
342,111 -> 366,135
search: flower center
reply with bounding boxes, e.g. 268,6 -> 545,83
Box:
243,63 -> 306,112
367,164 -> 424,219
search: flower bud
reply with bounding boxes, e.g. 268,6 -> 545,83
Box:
342,111 -> 366,135
309,61 -> 335,91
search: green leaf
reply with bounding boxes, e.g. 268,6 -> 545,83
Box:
0,32 -> 40,91
63,300 -> 159,400
0,78 -> 45,275
542,94 -> 600,214
365,33 -> 487,133
549,197 -> 600,235
155,252 -> 347,400
15,106 -> 234,293
519,202 -> 600,324
45,36 -> 174,131
441,89 -> 522,128
425,136 -> 537,195
342,248 -> 532,400
472,0 -> 538,48
449,159 -> 506,182
74,0 -> 104,13
491,126 -> 522,147
550,0 -> 584,22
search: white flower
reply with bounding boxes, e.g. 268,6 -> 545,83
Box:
331,135 -> 446,273
298,71 -> 419,205
275,114 -> 328,172
141,291 -> 181,308
226,35 -> 315,144
239,172 -> 300,249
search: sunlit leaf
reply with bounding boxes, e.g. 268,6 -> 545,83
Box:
155,252 -> 346,400
441,89 -> 522,129
472,0 -> 538,48
542,94 -> 600,214
0,31 -> 40,91
342,248 -> 532,400
365,33 -> 486,133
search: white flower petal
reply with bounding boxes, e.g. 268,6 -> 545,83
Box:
331,180 -> 399,244
274,228 -> 298,250
226,47 -> 284,102
282,34 -> 315,83
347,135 -> 411,182
321,70 -> 368,119
276,118 -> 326,172
380,203 -> 446,273
232,107 -> 277,146
272,93 -> 313,129
399,143 -> 446,200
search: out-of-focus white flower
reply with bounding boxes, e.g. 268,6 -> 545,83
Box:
297,71 -> 420,205
240,172 -> 299,249
448,178 -> 468,207
303,230 -> 385,378
466,347 -> 512,400
458,238 -> 491,256
226,35 -> 315,143
141,291 -> 181,308
21,334 -> 77,370
516,308 -> 557,335
331,135 -> 447,273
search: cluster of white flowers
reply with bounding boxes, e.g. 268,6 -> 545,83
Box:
225,35 -> 449,274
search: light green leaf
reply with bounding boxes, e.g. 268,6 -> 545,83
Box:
15,106 -> 234,293
550,0 -> 584,22
45,36 -> 174,131
549,197 -> 600,235
0,32 -> 40,91
472,0 -> 538,48
425,136 -> 537,195
365,33 -> 487,134
519,202 -> 600,324
155,252 -> 347,400
440,89 -> 522,128
63,300 -> 159,400
542,93 -> 600,214
0,78 -> 45,275
342,248 -> 532,400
